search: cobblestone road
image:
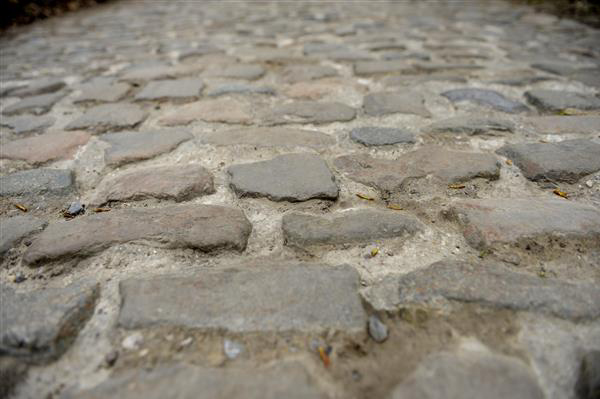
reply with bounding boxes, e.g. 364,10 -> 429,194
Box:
1,1 -> 600,398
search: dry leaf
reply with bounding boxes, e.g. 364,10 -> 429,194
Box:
553,189 -> 568,199
506,159 -> 513,165
318,346 -> 330,367
370,247 -> 379,257
94,207 -> 112,213
448,183 -> 466,189
14,204 -> 28,212
356,193 -> 374,201
387,204 -> 403,210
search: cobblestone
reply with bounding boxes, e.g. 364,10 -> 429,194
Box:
2,1 -> 600,398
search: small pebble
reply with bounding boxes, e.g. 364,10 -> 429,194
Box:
104,350 -> 119,367
586,180 -> 594,188
224,339 -> 243,359
122,332 -> 144,350
368,315 -> 388,343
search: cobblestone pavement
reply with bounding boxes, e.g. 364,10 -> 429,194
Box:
1,1 -> 600,398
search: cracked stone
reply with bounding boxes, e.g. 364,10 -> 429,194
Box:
379,260 -> 600,321
350,126 -> 415,146
160,98 -> 253,125
425,116 -> 515,135
525,89 -> 600,113
0,215 -> 47,257
363,92 -> 431,117
0,280 -> 99,362
497,139 -> 600,183
265,101 -> 356,124
66,362 -> 328,399
90,164 -> 214,205
101,129 -> 193,166
202,127 -> 335,149
0,131 -> 90,164
334,146 -> 500,193
2,92 -> 66,115
135,78 -> 204,101
282,209 -> 423,248
448,198 -> 600,250
23,204 -> 252,265
442,88 -> 529,113
119,262 -> 366,333
66,103 -> 147,133
390,344 -> 544,399
228,153 -> 339,202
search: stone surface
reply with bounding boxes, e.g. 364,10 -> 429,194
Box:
66,362 -> 327,399
350,126 -> 415,146
525,115 -> 600,134
282,65 -> 338,83
265,101 -> 356,124
390,344 -> 545,399
368,315 -> 388,343
160,98 -> 253,125
75,78 -> 131,103
0,215 -> 47,257
228,153 -> 339,202
449,198 -> 600,250
206,83 -> 275,97
442,88 -> 528,113
101,129 -> 192,166
334,146 -> 500,193
2,92 -> 65,115
119,263 -> 365,332
575,351 -> 600,399
0,168 -> 74,198
11,78 -> 66,97
0,131 -> 90,164
425,116 -> 515,135
525,89 -> 600,113
363,92 -> 431,117
90,164 -> 214,205
23,204 -> 251,265
65,103 -> 147,133
354,60 -> 410,75
0,280 -> 99,362
0,115 -> 55,134
382,260 -> 600,321
282,209 -> 422,247
207,64 -> 265,80
202,127 -> 335,149
134,78 -> 204,101
497,139 -> 600,183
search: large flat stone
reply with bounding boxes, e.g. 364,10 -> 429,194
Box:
425,116 -> 515,135
202,127 -> 335,149
0,215 -> 47,257
206,64 -> 265,80
448,198 -> 600,250
283,209 -> 423,248
350,127 -> 415,146
442,88 -> 528,113
384,260 -> 600,321
264,101 -> 356,124
228,153 -> 339,202
0,168 -> 74,198
23,204 -> 252,265
282,65 -> 338,83
390,344 -> 544,399
334,146 -> 500,193
0,131 -> 90,164
101,129 -> 193,166
525,115 -> 600,134
0,115 -> 55,134
497,139 -> 600,183
354,60 -> 411,75
67,362 -> 328,399
75,78 -> 131,103
525,89 -> 600,113
160,98 -> 253,125
134,78 -> 204,101
65,103 -> 147,133
1,280 -> 99,362
11,78 -> 66,97
2,92 -> 66,115
363,92 -> 431,117
119,263 -> 366,333
90,164 -> 214,205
